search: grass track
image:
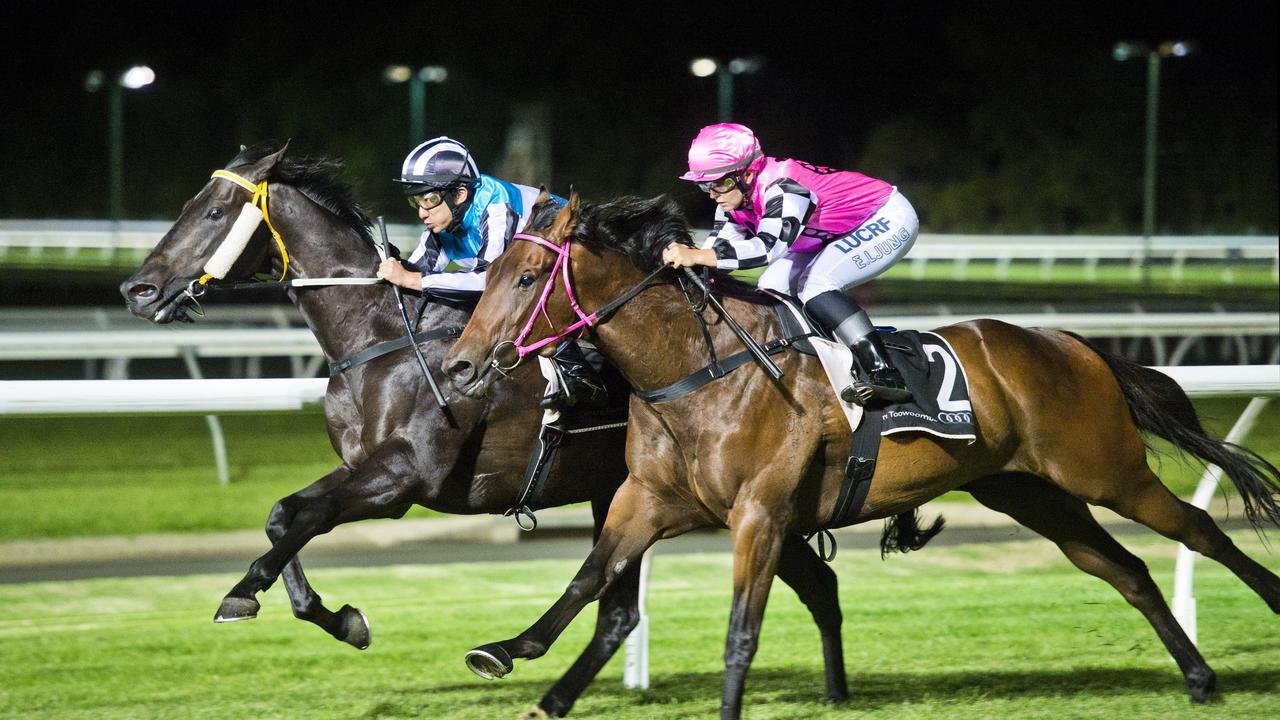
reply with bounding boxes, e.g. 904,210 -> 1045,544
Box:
1,533 -> 1278,719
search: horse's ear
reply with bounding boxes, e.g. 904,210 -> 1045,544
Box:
245,140 -> 290,182
547,191 -> 581,245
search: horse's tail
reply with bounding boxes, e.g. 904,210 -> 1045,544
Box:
1066,331 -> 1280,530
880,510 -> 946,558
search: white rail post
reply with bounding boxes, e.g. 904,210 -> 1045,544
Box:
622,546 -> 654,689
180,348 -> 231,487
1170,396 -> 1271,644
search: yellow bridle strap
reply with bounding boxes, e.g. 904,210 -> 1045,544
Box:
208,169 -> 291,282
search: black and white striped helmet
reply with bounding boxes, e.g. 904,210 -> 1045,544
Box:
394,136 -> 480,195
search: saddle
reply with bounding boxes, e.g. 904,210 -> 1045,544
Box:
767,292 -> 978,441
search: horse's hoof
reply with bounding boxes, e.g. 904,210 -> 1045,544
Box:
213,595 -> 260,623
336,604 -> 371,650
1187,667 -> 1217,704
465,643 -> 514,680
516,706 -> 550,720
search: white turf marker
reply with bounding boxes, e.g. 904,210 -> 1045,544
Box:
622,547 -> 653,689
1170,396 -> 1273,645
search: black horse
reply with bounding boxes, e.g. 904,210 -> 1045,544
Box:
119,142 -> 851,717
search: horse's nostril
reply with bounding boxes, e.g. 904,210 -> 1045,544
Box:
446,359 -> 476,385
128,283 -> 159,301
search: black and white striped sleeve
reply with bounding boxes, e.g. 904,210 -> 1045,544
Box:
712,179 -> 815,270
405,230 -> 445,273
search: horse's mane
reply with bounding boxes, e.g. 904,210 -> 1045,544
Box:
571,195 -> 694,271
229,141 -> 373,243
525,192 -> 569,233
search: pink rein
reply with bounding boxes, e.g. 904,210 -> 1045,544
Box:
504,232 -> 596,365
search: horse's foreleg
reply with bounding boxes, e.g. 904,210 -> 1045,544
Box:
534,495 -> 643,718
720,504 -> 786,720
212,464 -> 349,625
774,534 -> 847,701
272,466 -> 375,647
215,439 -> 420,646
967,473 -> 1217,703
464,478 -> 678,682
534,563 -> 641,717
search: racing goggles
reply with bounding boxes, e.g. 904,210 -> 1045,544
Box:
407,190 -> 447,211
696,174 -> 740,194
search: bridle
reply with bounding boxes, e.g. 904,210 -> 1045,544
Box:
490,232 -> 667,372
164,170 -> 451,408
174,168 -> 381,315
202,169 -> 292,285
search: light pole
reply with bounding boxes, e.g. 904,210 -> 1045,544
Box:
690,56 -> 764,122
384,65 -> 448,144
1113,40 -> 1193,284
86,65 -> 155,220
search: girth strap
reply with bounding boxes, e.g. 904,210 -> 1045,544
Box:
830,407 -> 882,527
633,333 -> 811,404
806,408 -> 883,562
329,326 -> 463,375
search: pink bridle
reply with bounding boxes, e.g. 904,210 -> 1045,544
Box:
492,232 -> 598,371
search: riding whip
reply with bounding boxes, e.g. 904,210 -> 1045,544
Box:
377,216 -> 450,410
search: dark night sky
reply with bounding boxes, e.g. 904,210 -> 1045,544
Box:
0,1 -> 1275,228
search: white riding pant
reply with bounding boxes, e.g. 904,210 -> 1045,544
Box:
757,190 -> 918,304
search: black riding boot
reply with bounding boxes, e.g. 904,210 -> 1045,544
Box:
845,330 -> 912,406
804,290 -> 912,408
540,340 -> 610,411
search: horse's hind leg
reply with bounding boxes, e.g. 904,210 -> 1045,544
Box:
1099,466 -> 1280,614
774,534 -> 847,701
966,473 -> 1217,703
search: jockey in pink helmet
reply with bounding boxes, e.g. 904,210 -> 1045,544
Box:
664,123 -> 919,407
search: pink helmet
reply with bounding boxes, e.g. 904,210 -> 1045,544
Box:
679,123 -> 765,182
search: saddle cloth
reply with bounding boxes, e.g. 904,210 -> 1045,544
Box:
768,292 -> 977,442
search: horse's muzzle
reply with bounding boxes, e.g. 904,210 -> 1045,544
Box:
119,277 -> 197,323
444,357 -> 486,397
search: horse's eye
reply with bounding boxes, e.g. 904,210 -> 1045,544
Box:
518,273 -> 536,287
206,207 -> 224,221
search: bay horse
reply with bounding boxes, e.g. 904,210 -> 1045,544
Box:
119,142 -> 853,718
443,192 -> 1280,719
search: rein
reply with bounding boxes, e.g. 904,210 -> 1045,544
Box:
496,232 -> 792,400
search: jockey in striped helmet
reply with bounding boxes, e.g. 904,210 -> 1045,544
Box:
664,123 -> 920,408
377,136 -> 550,299
377,137 -> 606,409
